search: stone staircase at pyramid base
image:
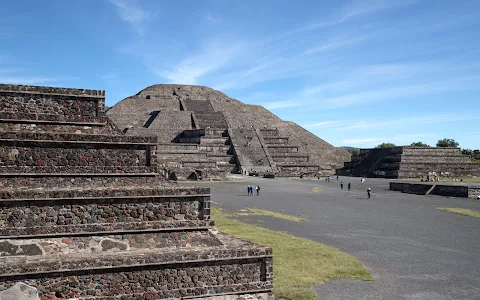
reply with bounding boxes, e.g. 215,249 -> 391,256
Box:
259,128 -> 325,178
158,128 -> 237,181
0,84 -> 273,299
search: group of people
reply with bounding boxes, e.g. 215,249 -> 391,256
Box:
425,172 -> 440,182
338,177 -> 372,199
247,185 -> 260,196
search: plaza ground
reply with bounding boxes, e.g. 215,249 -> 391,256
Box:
196,176 -> 480,300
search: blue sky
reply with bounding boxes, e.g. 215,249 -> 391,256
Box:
1,0 -> 479,149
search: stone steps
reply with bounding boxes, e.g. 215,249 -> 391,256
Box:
0,83 -> 272,299
271,154 -> 309,163
200,137 -> 230,146
266,145 -> 299,153
0,242 -> 272,299
195,112 -> 228,129
263,137 -> 289,145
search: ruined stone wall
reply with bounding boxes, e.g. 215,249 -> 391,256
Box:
0,83 -> 273,299
0,187 -> 210,237
0,84 -> 105,122
339,146 -> 480,178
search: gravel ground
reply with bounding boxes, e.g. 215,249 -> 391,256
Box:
197,176 -> 480,300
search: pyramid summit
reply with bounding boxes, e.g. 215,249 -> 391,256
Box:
107,84 -> 350,180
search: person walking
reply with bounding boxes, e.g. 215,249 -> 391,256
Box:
367,188 -> 372,199
340,181 -> 344,189
256,185 -> 260,196
337,175 -> 339,181
361,178 -> 365,185
247,185 -> 250,196
348,183 -> 351,191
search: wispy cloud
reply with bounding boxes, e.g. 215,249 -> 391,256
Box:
304,114 -> 480,130
0,77 -> 60,85
157,39 -> 246,85
262,100 -> 301,110
203,13 -> 220,24
108,0 -> 151,35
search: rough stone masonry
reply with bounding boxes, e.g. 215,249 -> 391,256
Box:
0,83 -> 273,299
107,84 -> 350,179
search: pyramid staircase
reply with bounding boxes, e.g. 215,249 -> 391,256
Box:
159,99 -> 237,178
0,84 -> 272,299
260,128 -> 320,177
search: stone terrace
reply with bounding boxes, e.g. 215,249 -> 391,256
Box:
337,146 -> 480,179
0,84 -> 272,299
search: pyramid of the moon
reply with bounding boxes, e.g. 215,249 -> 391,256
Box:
107,84 -> 350,180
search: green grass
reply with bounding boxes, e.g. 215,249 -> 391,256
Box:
245,208 -> 307,222
212,207 -> 372,300
312,186 -> 323,193
227,208 -> 307,222
437,207 -> 480,219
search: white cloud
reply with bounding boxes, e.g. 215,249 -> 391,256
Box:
304,120 -> 350,129
108,0 -> 151,35
158,40 -> 246,85
305,114 -> 479,131
203,13 -> 220,24
0,77 -> 60,85
262,101 -> 301,110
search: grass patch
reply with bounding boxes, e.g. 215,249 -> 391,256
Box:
312,187 -> 323,193
437,207 -> 480,218
212,207 -> 371,300
246,208 -> 307,222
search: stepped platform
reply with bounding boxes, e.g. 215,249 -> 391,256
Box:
0,84 -> 273,299
390,181 -> 480,198
337,146 -> 480,179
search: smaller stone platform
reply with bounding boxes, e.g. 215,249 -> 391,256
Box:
390,181 -> 480,198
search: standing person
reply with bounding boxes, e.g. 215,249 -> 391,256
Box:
340,181 -> 344,189
256,185 -> 260,196
348,183 -> 351,191
249,185 -> 253,196
361,178 -> 365,185
367,188 -> 372,199
337,175 -> 339,181
247,185 -> 250,196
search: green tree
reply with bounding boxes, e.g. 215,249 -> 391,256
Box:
436,138 -> 459,148
410,141 -> 430,147
375,143 -> 396,148
462,149 -> 473,155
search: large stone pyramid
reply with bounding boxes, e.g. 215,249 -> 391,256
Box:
0,84 -> 273,299
107,84 -> 349,179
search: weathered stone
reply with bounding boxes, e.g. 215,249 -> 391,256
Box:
337,146 -> 480,179
0,282 -> 40,300
107,84 -> 348,179
0,83 -> 273,299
